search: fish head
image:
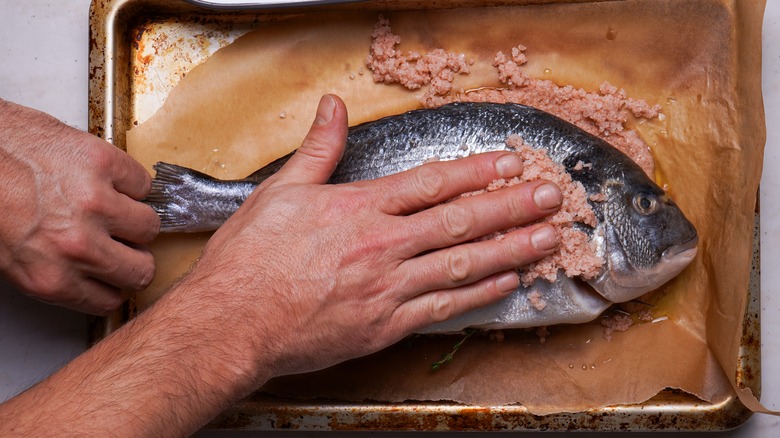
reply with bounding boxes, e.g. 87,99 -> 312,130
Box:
588,178 -> 698,302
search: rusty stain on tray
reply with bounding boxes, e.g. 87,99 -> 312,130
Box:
129,18 -> 259,175
206,389 -> 753,431
131,20 -> 249,125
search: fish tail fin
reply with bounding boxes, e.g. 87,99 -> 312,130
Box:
144,162 -> 204,233
145,154 -> 291,233
145,162 -> 255,233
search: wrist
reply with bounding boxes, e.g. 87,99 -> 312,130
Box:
153,268 -> 276,400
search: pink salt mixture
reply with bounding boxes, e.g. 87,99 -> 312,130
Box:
365,16 -> 471,99
365,17 -> 660,177
600,313 -> 635,341
484,135 -> 604,285
527,290 -> 547,311
365,16 -> 662,296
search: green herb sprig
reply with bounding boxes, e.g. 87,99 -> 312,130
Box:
431,328 -> 477,371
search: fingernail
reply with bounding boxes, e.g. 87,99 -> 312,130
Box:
531,225 -> 557,251
495,154 -> 523,178
533,183 -> 562,210
314,95 -> 336,126
496,271 -> 520,294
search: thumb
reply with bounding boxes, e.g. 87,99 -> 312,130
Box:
274,94 -> 348,185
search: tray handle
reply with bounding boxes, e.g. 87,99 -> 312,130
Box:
185,0 -> 365,9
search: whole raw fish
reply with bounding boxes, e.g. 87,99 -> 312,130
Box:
145,102 -> 698,331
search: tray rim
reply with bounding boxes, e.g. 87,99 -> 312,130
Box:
87,0 -> 760,431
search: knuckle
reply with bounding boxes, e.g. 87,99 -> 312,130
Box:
444,249 -> 473,284
441,203 -> 473,239
78,186 -> 106,214
140,209 -> 161,243
147,217 -> 161,242
329,186 -> 369,215
365,329 -> 391,353
58,229 -> 92,260
428,292 -> 456,323
505,190 -> 529,223
89,293 -> 123,316
298,128 -> 336,161
127,170 -> 152,201
414,165 -> 447,203
135,166 -> 152,194
83,142 -> 115,174
28,270 -> 67,301
505,230 -> 540,264
364,301 -> 386,326
468,158 -> 493,183
132,254 -> 156,291
350,230 -> 383,256
508,240 -> 530,265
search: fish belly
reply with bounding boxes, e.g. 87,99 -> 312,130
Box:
419,273 -> 611,333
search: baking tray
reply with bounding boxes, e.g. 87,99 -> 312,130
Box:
87,0 -> 761,431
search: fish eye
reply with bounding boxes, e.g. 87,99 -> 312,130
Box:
633,194 -> 659,215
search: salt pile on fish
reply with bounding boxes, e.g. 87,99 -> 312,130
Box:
145,102 -> 698,333
473,135 -> 604,287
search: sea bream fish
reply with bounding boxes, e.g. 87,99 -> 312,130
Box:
145,102 -> 698,332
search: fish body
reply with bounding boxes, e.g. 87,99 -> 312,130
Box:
146,102 -> 698,331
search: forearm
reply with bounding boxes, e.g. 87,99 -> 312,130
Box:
0,276 -> 264,437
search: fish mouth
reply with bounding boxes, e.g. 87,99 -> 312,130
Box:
661,236 -> 699,262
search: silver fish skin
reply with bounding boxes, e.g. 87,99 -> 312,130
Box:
418,273 -> 612,333
145,102 -> 698,328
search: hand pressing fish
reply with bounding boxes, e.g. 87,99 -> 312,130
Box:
145,102 -> 698,332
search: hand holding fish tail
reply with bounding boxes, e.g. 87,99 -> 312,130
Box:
0,99 -> 160,315
178,94 -> 562,382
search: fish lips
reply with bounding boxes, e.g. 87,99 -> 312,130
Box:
589,235 -> 699,303
661,235 -> 699,261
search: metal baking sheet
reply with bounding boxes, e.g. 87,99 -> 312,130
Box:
87,0 -> 760,431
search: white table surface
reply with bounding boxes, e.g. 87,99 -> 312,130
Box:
0,1 -> 778,436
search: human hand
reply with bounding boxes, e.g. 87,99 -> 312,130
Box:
0,99 -> 160,315
177,95 -> 562,382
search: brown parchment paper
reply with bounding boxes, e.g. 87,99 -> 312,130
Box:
126,0 -> 767,415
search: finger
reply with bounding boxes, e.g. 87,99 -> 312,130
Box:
77,237 -> 156,292
103,191 -> 161,244
273,95 -> 348,186
390,271 -> 521,332
396,223 -> 556,301
71,278 -> 127,316
104,143 -> 154,200
35,276 -> 126,317
397,180 -> 561,256
369,151 -> 525,215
